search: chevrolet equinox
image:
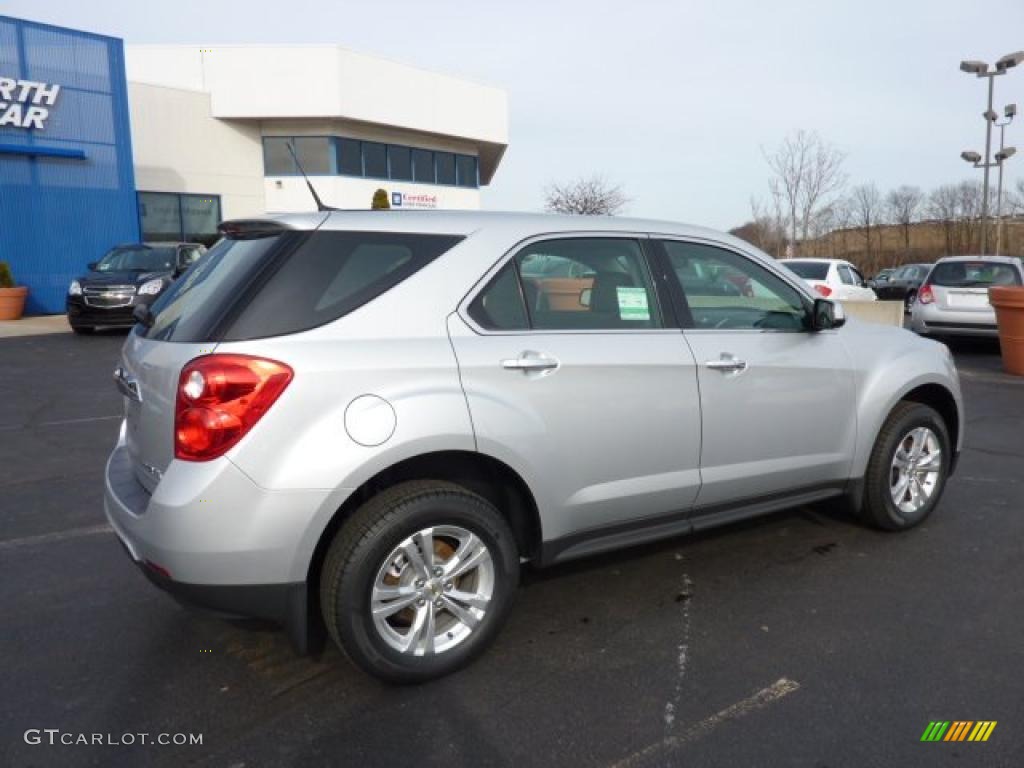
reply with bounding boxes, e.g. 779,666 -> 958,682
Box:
105,211 -> 963,682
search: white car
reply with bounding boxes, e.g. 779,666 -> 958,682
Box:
782,259 -> 877,302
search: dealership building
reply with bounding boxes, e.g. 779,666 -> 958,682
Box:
0,15 -> 508,314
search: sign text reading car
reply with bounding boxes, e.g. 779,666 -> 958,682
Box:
0,77 -> 61,129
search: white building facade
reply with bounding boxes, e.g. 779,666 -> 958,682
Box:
125,45 -> 508,244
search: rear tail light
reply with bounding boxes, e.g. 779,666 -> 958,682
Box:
917,284 -> 934,305
174,354 -> 293,461
813,284 -> 833,297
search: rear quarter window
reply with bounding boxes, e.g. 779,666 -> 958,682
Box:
222,231 -> 463,340
142,230 -> 463,342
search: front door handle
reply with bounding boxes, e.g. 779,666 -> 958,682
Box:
705,354 -> 748,373
501,354 -> 559,372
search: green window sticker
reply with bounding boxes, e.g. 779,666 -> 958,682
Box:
616,286 -> 650,321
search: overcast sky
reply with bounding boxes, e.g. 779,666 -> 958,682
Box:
6,0 -> 1024,229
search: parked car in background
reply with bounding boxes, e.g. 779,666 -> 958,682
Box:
67,242 -> 206,334
910,255 -> 1023,338
104,211 -> 962,683
868,268 -> 896,290
781,258 -> 877,301
874,263 -> 931,311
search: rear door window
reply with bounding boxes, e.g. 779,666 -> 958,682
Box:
467,238 -> 663,331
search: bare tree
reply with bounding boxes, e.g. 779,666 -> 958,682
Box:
739,194 -> 788,257
928,184 -> 960,254
885,185 -> 924,255
544,175 -> 629,215
850,183 -> 883,272
763,130 -> 847,255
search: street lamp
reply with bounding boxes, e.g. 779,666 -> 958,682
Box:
959,52 -> 1024,253
993,103 -> 1016,255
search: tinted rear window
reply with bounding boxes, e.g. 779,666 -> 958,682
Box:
144,236 -> 282,342
784,261 -> 829,280
929,261 -> 1022,287
142,230 -> 463,342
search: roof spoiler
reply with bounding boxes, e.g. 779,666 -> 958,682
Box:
217,219 -> 289,239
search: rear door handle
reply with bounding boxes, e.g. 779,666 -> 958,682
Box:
705,355 -> 748,373
501,354 -> 559,372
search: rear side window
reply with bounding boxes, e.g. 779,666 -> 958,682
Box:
143,230 -> 462,342
929,261 -> 1022,287
224,232 -> 463,340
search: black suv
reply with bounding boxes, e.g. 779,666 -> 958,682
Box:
66,243 -> 205,334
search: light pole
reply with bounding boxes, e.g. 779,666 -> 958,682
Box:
994,104 -> 1016,255
959,52 -> 1024,253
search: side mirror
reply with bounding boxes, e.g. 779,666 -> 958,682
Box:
87,261 -> 97,270
812,298 -> 846,331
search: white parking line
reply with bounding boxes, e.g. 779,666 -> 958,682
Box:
611,678 -> 801,768
0,523 -> 112,551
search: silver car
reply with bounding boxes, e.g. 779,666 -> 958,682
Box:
105,211 -> 963,682
910,255 -> 1023,338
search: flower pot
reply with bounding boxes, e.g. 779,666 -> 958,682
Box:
989,285 -> 1024,376
0,285 -> 28,321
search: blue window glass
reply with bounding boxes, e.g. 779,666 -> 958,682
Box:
389,145 -> 412,181
456,155 -> 478,188
363,142 -> 388,178
412,148 -> 435,183
435,152 -> 456,185
337,138 -> 362,176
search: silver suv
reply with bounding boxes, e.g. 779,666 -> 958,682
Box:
105,212 -> 963,682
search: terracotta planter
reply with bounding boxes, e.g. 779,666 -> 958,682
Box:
0,285 -> 28,321
990,285 -> 1024,376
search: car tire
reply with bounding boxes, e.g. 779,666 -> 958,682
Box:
320,480 -> 519,684
904,291 -> 917,313
859,401 -> 951,531
70,325 -> 95,335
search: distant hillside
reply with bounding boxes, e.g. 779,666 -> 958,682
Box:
798,218 -> 1024,274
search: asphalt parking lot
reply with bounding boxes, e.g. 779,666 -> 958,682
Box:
1,327 -> 1022,768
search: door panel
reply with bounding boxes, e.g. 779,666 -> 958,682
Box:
658,239 -> 857,511
683,330 -> 856,507
450,235 -> 702,542
448,316 -> 702,541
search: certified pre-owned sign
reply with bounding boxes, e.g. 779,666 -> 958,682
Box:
0,77 -> 61,130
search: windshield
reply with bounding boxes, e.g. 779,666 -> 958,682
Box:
96,246 -> 176,272
929,261 -> 1022,288
783,261 -> 829,280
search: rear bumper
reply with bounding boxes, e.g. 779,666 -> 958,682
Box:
911,304 -> 999,337
104,433 -> 329,652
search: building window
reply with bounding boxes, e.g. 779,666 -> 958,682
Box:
138,192 -> 222,247
363,142 -> 388,179
456,154 -> 478,188
412,148 -> 435,183
262,137 -> 333,175
435,152 -> 456,185
337,138 -> 362,176
261,136 -> 479,188
388,145 -> 413,181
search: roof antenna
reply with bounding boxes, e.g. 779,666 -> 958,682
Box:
286,140 -> 336,212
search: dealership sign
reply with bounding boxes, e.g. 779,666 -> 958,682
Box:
390,191 -> 438,209
0,77 -> 61,130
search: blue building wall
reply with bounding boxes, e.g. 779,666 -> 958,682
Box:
0,16 -> 138,315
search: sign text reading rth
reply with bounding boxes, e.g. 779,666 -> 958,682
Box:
0,77 -> 61,129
